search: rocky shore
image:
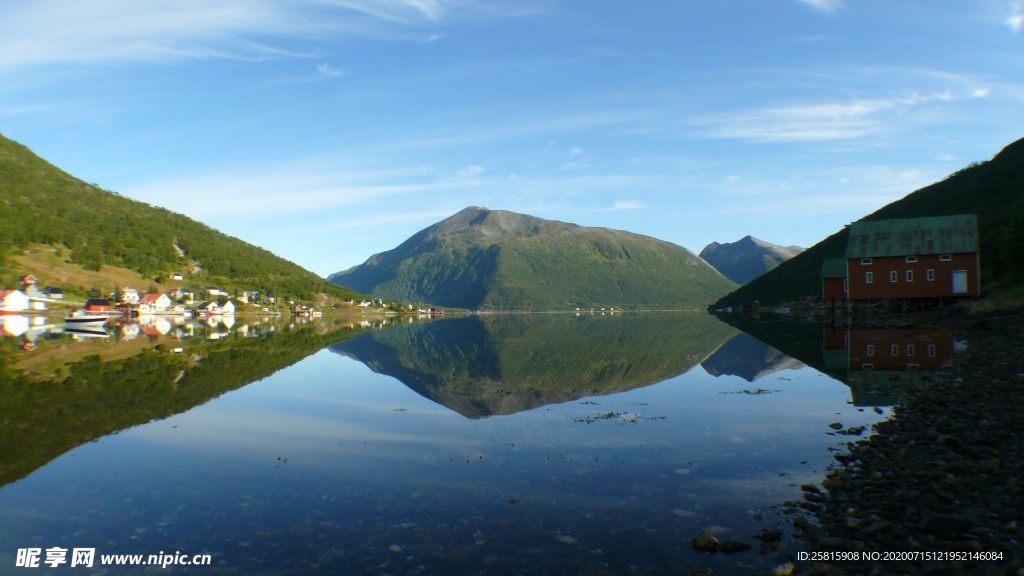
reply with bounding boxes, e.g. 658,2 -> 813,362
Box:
795,307 -> 1024,575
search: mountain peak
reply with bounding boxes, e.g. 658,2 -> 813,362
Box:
699,236 -> 804,285
330,207 -> 736,310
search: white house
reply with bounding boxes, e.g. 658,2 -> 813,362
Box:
121,287 -> 140,304
0,290 -> 30,313
139,293 -> 172,311
220,300 -> 236,315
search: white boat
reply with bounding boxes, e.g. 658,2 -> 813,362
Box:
65,325 -> 110,338
65,312 -> 110,327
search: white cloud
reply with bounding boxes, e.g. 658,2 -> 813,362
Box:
316,63 -> 344,78
796,0 -> 844,14
562,146 -> 591,170
455,164 -> 486,178
612,200 -> 645,210
1010,1 -> 1024,32
694,91 -> 961,143
0,0 -> 537,72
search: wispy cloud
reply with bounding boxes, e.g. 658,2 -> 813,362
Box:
1009,0 -> 1024,32
454,164 -> 486,178
562,146 -> 591,170
795,0 -> 845,14
611,200 -> 645,210
124,160 -> 485,220
693,91 -> 959,143
316,63 -> 344,78
0,0 -> 540,71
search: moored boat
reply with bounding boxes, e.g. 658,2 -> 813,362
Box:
66,311 -> 110,327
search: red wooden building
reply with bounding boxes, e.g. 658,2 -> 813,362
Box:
845,214 -> 980,303
820,258 -> 848,302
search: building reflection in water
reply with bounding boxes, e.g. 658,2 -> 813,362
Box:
824,326 -> 958,406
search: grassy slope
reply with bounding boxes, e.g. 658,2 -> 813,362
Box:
715,137 -> 1024,307
0,133 -> 361,303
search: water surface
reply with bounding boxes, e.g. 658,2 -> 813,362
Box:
0,313 -> 906,574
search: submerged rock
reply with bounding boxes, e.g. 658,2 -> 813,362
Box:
687,531 -> 720,553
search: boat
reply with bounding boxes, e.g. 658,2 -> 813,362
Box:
65,311 -> 110,328
64,325 -> 110,338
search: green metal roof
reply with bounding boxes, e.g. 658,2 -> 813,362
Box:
846,214 -> 978,259
820,258 -> 848,279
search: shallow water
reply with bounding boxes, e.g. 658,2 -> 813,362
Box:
0,313 -> 903,574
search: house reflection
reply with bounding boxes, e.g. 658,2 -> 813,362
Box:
824,326 -> 957,406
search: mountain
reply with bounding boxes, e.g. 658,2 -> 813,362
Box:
0,132 -> 360,303
700,332 -> 805,382
329,206 -> 737,310
699,236 -> 804,284
330,313 -> 737,418
714,136 -> 1024,307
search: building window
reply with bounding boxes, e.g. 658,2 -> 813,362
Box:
927,269 -> 935,281
843,278 -> 848,293
891,345 -> 899,356
889,271 -> 898,282
906,270 -> 914,282
907,363 -> 920,371
860,258 -> 873,265
940,254 -> 952,261
866,271 -> 874,284
863,363 -> 874,371
866,345 -> 874,357
907,344 -> 915,357
927,344 -> 936,357
906,255 -> 918,263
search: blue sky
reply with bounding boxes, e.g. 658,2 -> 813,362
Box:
2,1 -> 1023,276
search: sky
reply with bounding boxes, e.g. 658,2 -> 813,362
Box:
2,0 -> 1023,277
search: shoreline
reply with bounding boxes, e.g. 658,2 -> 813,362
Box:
795,307 -> 1023,575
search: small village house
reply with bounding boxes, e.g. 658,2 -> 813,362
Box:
84,298 -> 113,313
0,289 -> 30,313
197,301 -> 220,315
19,275 -> 45,298
139,293 -> 173,312
845,214 -> 981,304
220,300 -> 236,315
121,287 -> 141,304
169,273 -> 184,281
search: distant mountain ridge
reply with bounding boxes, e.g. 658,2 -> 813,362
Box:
699,236 -> 804,284
329,206 -> 737,310
714,136 -> 1024,307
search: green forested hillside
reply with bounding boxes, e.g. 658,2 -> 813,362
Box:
715,137 -> 1024,307
330,206 -> 737,310
0,132 -> 360,302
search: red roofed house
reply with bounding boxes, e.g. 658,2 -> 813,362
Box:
846,214 -> 981,303
139,293 -> 172,313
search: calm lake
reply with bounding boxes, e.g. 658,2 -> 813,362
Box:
0,313 -> 950,574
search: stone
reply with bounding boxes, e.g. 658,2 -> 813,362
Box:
920,515 -> 977,533
772,562 -> 795,576
687,531 -> 719,553
828,422 -> 844,430
718,540 -> 752,554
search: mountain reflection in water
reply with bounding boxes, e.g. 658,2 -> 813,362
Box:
0,312 -> 910,575
330,313 -> 739,418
